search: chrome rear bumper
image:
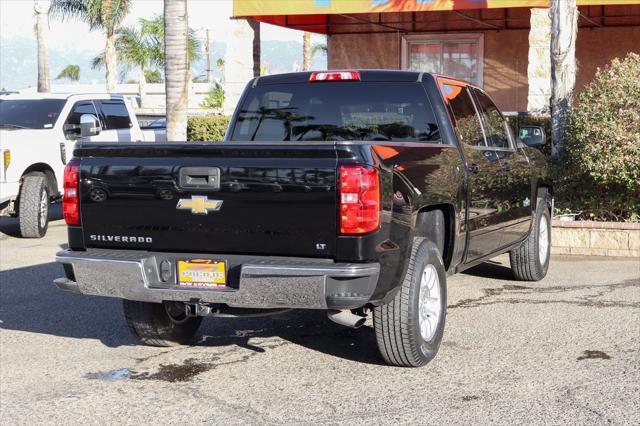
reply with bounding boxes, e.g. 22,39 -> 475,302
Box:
55,249 -> 379,310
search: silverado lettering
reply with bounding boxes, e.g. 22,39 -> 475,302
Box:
55,70 -> 551,368
89,235 -> 153,243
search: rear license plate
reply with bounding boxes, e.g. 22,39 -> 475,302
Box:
177,259 -> 226,288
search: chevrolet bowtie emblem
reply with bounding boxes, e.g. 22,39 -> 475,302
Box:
176,196 -> 223,215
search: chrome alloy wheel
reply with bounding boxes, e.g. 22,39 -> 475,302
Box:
39,190 -> 48,229
538,214 -> 550,265
418,264 -> 441,342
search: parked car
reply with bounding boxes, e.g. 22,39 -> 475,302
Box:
54,71 -> 551,367
0,93 -> 166,237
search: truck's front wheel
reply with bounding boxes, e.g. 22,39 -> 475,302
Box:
373,238 -> 447,367
18,173 -> 49,238
123,300 -> 203,347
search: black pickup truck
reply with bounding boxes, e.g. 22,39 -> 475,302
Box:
55,70 -> 551,367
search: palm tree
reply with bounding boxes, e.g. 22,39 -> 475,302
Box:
56,64 -> 80,81
91,15 -> 201,108
34,0 -> 51,92
164,0 -> 189,141
50,0 -> 131,92
302,32 -> 312,71
311,42 -> 328,60
248,19 -> 260,77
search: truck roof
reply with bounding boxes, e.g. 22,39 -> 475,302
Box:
0,92 -> 126,101
254,70 -> 470,86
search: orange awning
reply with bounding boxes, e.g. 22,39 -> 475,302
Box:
233,0 -> 640,33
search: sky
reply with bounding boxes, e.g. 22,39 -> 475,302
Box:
0,0 -> 321,47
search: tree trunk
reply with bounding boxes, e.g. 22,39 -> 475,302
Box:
550,0 -> 578,156
303,32 -> 312,71
138,66 -> 146,109
34,0 -> 51,92
164,0 -> 189,141
104,29 -> 118,92
248,19 -> 260,77
205,28 -> 212,83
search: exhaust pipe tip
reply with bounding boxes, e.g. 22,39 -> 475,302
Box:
327,309 -> 366,329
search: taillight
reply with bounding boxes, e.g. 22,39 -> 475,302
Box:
63,161 -> 80,226
339,165 -> 380,235
309,71 -> 360,82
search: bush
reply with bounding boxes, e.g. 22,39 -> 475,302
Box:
561,52 -> 640,221
199,82 -> 225,109
187,115 -> 230,141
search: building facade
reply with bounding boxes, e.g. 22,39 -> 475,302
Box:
234,0 -> 640,113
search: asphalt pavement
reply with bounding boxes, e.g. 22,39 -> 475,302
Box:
1,205 -> 639,424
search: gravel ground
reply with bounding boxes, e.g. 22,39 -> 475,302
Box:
1,207 -> 639,424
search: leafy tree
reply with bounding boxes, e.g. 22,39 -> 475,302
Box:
144,69 -> 163,83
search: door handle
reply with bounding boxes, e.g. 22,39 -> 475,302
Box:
468,163 -> 479,174
178,167 -> 221,190
501,163 -> 511,172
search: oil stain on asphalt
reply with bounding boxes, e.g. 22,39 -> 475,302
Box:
576,350 -> 611,361
130,358 -> 213,382
85,359 -> 214,383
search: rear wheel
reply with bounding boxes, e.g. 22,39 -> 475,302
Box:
373,238 -> 447,367
510,192 -> 551,281
18,173 -> 49,238
123,300 -> 203,347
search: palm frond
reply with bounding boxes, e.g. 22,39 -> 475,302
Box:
50,0 -> 130,32
311,43 -> 328,58
55,64 -> 80,81
91,53 -> 105,70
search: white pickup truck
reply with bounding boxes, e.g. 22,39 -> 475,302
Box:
0,93 -> 166,237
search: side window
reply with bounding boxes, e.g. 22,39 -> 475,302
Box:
472,89 -> 512,149
98,100 -> 132,130
441,84 -> 485,147
65,101 -> 98,137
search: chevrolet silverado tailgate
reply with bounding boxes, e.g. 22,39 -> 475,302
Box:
76,143 -> 338,257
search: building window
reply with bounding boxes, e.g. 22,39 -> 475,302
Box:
402,34 -> 484,87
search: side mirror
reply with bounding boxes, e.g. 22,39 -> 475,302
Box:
80,114 -> 101,138
518,125 -> 546,147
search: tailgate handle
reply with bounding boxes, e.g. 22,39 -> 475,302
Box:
179,167 -> 221,190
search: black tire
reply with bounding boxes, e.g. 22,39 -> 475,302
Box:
18,173 -> 49,238
373,238 -> 447,367
123,300 -> 203,347
510,191 -> 551,281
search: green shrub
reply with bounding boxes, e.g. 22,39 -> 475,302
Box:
187,115 -> 230,141
199,82 -> 225,109
561,52 -> 640,221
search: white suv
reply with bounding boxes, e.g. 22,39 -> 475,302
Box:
0,93 -> 166,237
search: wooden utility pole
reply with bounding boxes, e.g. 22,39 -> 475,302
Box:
550,0 -> 578,156
205,28 -> 212,83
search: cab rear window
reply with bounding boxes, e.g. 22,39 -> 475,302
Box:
228,82 -> 441,143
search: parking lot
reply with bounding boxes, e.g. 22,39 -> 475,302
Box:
1,207 -> 638,424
